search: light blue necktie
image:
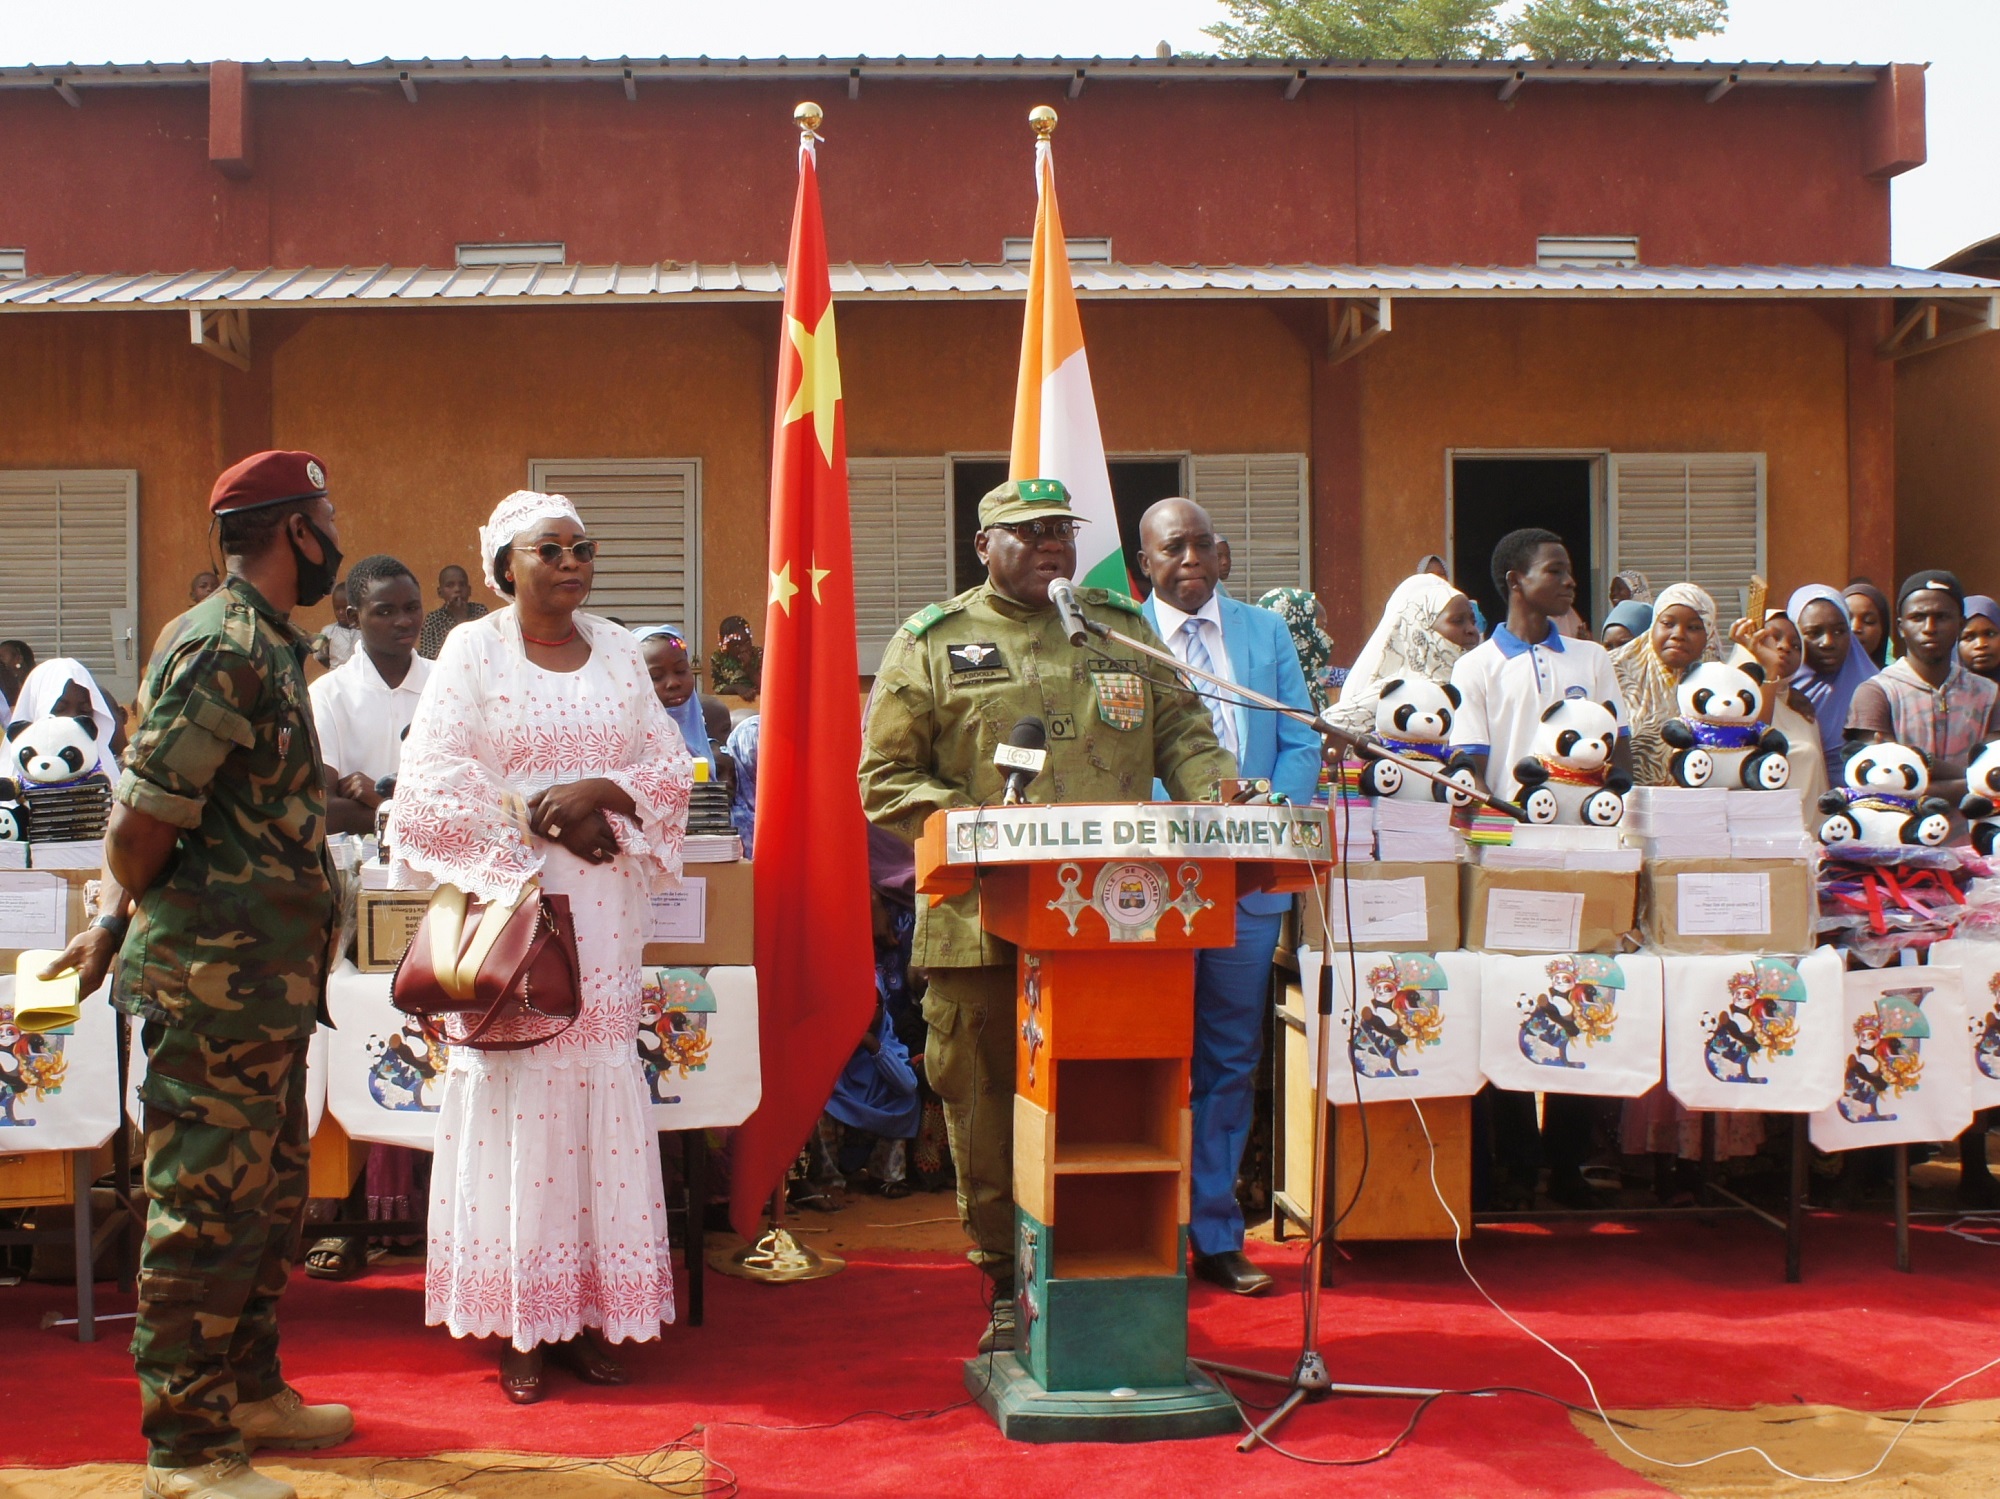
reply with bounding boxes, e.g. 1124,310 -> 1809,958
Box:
1180,617 -> 1238,759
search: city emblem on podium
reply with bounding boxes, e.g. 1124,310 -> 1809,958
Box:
1091,861 -> 1168,942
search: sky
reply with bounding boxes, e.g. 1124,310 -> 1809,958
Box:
5,0 -> 1993,266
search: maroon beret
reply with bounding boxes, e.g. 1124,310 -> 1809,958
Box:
210,450 -> 329,515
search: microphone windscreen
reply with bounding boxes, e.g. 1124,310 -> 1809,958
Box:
1007,715 -> 1048,752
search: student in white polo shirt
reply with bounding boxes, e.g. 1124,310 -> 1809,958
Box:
1449,526 -> 1631,805
309,554 -> 432,835
1448,526 -> 1631,1212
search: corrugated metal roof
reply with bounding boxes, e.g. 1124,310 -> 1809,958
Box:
2,262 -> 1994,311
0,54 -> 1892,92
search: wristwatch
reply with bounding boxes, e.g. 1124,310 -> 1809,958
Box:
93,912 -> 131,940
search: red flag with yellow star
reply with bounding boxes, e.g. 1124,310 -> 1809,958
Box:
729,119 -> 878,1240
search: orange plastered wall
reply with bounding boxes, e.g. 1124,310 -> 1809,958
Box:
1895,332 -> 2000,590
1354,298 -> 1853,619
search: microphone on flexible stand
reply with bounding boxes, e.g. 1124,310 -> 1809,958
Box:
995,716 -> 1049,805
1047,577 -> 1092,647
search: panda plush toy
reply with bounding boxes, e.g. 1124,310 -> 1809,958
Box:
1658,660 -> 1792,790
1351,677 -> 1478,805
0,777 -> 22,841
7,714 -> 104,786
1512,697 -> 1632,826
1959,740 -> 2000,857
1817,741 -> 1953,847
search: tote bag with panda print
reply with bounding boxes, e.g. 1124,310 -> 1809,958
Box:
1479,952 -> 1664,1097
1809,965 -> 1972,1152
1663,948 -> 1847,1114
1298,947 -> 1483,1104
1925,940 -> 2000,1111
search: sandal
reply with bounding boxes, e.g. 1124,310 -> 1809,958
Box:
303,1236 -> 365,1281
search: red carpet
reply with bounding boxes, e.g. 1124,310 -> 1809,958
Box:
7,1214 -> 2000,1497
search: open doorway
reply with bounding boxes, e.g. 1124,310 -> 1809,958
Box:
1450,456 -> 1599,634
950,457 -> 1186,595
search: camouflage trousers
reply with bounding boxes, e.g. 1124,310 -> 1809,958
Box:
920,966 -> 1017,1290
133,1022 -> 312,1468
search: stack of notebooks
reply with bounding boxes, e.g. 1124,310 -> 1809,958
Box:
21,774 -> 113,843
1371,797 -> 1461,862
684,779 -> 743,863
1480,824 -> 1642,873
1625,787 -> 1731,860
1725,788 -> 1813,859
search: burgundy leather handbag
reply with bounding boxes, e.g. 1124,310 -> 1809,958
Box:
390,882 -> 582,1050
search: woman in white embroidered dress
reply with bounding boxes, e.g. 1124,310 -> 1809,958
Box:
389,491 -> 692,1403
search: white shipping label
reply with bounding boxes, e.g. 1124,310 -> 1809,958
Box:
649,879 -> 708,943
1483,889 -> 1585,952
1324,877 -> 1432,944
1676,872 -> 1772,936
0,872 -> 66,946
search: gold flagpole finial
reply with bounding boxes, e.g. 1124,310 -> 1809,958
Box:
794,101 -> 824,138
1029,105 -> 1058,139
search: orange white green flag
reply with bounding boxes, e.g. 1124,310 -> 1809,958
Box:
1009,124 -> 1126,592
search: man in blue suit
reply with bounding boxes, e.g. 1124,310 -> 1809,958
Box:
1139,498 -> 1322,1295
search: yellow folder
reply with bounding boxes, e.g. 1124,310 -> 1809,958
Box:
12,951 -> 81,1034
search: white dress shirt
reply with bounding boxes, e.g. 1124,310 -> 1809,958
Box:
308,648 -> 434,783
1151,588 -> 1239,758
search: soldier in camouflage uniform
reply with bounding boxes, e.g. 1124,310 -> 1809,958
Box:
107,451 -> 352,1499
859,478 -> 1236,1352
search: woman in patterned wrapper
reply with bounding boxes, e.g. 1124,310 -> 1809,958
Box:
388,491 -> 693,1405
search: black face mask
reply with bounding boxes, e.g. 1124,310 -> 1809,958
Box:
290,516 -> 344,609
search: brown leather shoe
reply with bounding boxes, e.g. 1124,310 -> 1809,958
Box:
499,1344 -> 545,1404
546,1332 -> 627,1386
1191,1249 -> 1275,1296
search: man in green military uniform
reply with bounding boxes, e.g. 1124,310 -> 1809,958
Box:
108,450 -> 352,1499
859,478 -> 1237,1352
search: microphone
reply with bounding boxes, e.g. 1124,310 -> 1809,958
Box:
995,716 -> 1049,806
1047,577 -> 1091,647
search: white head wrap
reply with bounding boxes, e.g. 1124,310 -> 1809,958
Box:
1328,573 -> 1467,737
477,490 -> 585,594
8,657 -> 120,779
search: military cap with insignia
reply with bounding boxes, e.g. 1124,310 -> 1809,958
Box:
978,477 -> 1089,529
209,450 -> 330,514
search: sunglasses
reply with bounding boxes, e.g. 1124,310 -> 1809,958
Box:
991,519 -> 1079,542
512,540 -> 599,565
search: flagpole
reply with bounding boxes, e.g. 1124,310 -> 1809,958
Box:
711,98 -> 850,1286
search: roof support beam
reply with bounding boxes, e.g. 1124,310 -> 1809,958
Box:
622,67 -> 636,102
208,61 -> 254,178
398,70 -> 417,104
1068,68 -> 1085,99
1497,70 -> 1526,102
53,77 -> 80,107
1878,295 -> 2000,360
1704,71 -> 1738,103
189,307 -> 250,371
1284,69 -> 1306,100
1326,295 -> 1391,365
848,67 -> 860,100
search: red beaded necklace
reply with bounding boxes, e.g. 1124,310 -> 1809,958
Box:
522,626 -> 578,648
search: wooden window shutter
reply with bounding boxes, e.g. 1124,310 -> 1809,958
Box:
1607,453 -> 1766,620
0,470 -> 139,702
1189,454 -> 1310,604
528,460 -> 700,647
848,458 -> 951,675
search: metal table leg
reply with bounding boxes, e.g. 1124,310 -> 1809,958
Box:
1786,1113 -> 1806,1284
681,1131 -> 707,1328
71,1150 -> 95,1343
1894,1143 -> 1911,1273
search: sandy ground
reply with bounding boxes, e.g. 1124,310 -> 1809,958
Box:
1578,1398 -> 2000,1498
0,1450 -> 710,1498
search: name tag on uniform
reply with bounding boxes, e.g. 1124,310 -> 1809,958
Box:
948,642 -> 1011,684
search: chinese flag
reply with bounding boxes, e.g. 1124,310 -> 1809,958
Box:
729,125 -> 878,1240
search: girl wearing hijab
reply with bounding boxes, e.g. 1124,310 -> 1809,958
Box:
1609,570 -> 1653,607
1599,600 -> 1653,651
1610,583 -> 1717,787
1844,581 -> 1894,669
1324,574 -> 1480,738
1787,585 -> 1878,783
6,657 -> 122,780
1256,587 -> 1338,714
1960,595 -> 2000,682
633,625 -> 714,771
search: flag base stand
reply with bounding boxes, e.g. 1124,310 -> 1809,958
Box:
965,1353 -> 1239,1443
710,1225 -> 846,1283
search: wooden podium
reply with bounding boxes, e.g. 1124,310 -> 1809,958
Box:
916,802 -> 1332,1442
